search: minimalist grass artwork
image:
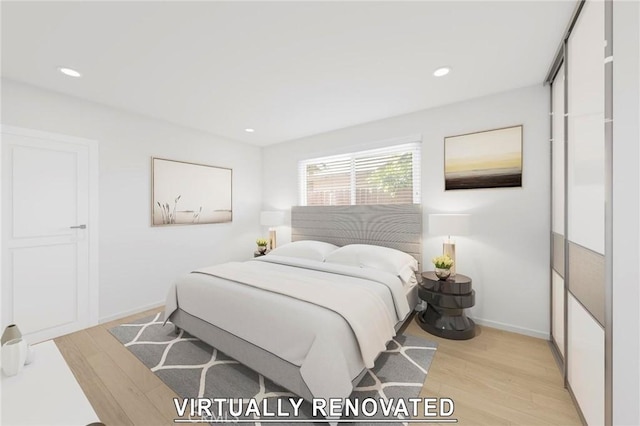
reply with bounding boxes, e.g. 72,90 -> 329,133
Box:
445,125 -> 523,190
152,158 -> 232,226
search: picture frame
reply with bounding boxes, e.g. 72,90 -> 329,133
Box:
444,125 -> 523,190
151,157 -> 232,226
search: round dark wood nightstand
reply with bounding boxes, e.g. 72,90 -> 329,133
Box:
416,271 -> 476,340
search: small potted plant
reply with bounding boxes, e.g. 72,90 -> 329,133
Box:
256,238 -> 269,255
432,254 -> 454,280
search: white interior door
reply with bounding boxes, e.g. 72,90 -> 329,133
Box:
2,126 -> 98,343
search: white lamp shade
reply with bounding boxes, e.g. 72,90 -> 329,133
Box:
429,214 -> 471,236
260,211 -> 285,227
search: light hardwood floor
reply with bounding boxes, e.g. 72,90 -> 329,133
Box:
55,308 -> 582,425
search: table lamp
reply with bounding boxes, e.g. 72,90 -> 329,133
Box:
260,211 -> 285,250
428,214 -> 471,276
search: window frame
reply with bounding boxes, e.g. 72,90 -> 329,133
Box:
298,139 -> 422,206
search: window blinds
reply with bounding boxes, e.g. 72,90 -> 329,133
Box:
298,142 -> 421,206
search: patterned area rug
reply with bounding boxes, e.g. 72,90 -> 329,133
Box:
109,313 -> 437,424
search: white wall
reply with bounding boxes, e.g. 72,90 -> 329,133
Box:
612,1 -> 640,423
263,85 -> 550,338
1,79 -> 263,322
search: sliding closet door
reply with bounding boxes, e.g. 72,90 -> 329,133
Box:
550,65 -> 565,358
566,1 -> 605,425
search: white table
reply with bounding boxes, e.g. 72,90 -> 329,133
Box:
1,340 -> 100,425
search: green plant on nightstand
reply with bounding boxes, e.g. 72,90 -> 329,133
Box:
432,254 -> 454,280
256,238 -> 268,254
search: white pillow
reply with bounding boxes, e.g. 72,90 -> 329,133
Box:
267,240 -> 339,262
324,244 -> 419,280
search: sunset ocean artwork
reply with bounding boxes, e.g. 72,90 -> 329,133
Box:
444,125 -> 523,190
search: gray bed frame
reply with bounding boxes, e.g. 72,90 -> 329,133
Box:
169,204 -> 423,402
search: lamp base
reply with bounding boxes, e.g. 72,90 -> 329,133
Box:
443,242 -> 456,276
268,229 -> 277,250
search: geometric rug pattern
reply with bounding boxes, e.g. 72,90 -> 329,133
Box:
110,313 -> 437,425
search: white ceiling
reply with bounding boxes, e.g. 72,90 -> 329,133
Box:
1,1 -> 575,146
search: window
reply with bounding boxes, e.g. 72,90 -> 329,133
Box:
299,141 -> 421,206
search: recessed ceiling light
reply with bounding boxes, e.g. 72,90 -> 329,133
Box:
433,67 -> 451,77
58,67 -> 82,78
245,128 -> 255,133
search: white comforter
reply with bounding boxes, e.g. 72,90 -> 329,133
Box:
164,255 -> 411,400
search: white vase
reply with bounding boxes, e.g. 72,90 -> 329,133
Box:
2,338 -> 28,376
434,267 -> 452,280
1,324 -> 22,346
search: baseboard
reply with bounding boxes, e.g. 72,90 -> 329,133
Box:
566,381 -> 589,426
99,300 -> 164,324
548,338 -> 565,372
472,317 -> 550,340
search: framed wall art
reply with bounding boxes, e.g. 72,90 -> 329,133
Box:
444,125 -> 523,190
151,157 -> 232,226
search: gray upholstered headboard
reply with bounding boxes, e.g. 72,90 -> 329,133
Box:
291,204 -> 423,270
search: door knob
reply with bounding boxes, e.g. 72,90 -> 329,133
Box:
69,224 -> 87,229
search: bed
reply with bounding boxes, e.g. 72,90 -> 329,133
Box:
164,204 -> 422,402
